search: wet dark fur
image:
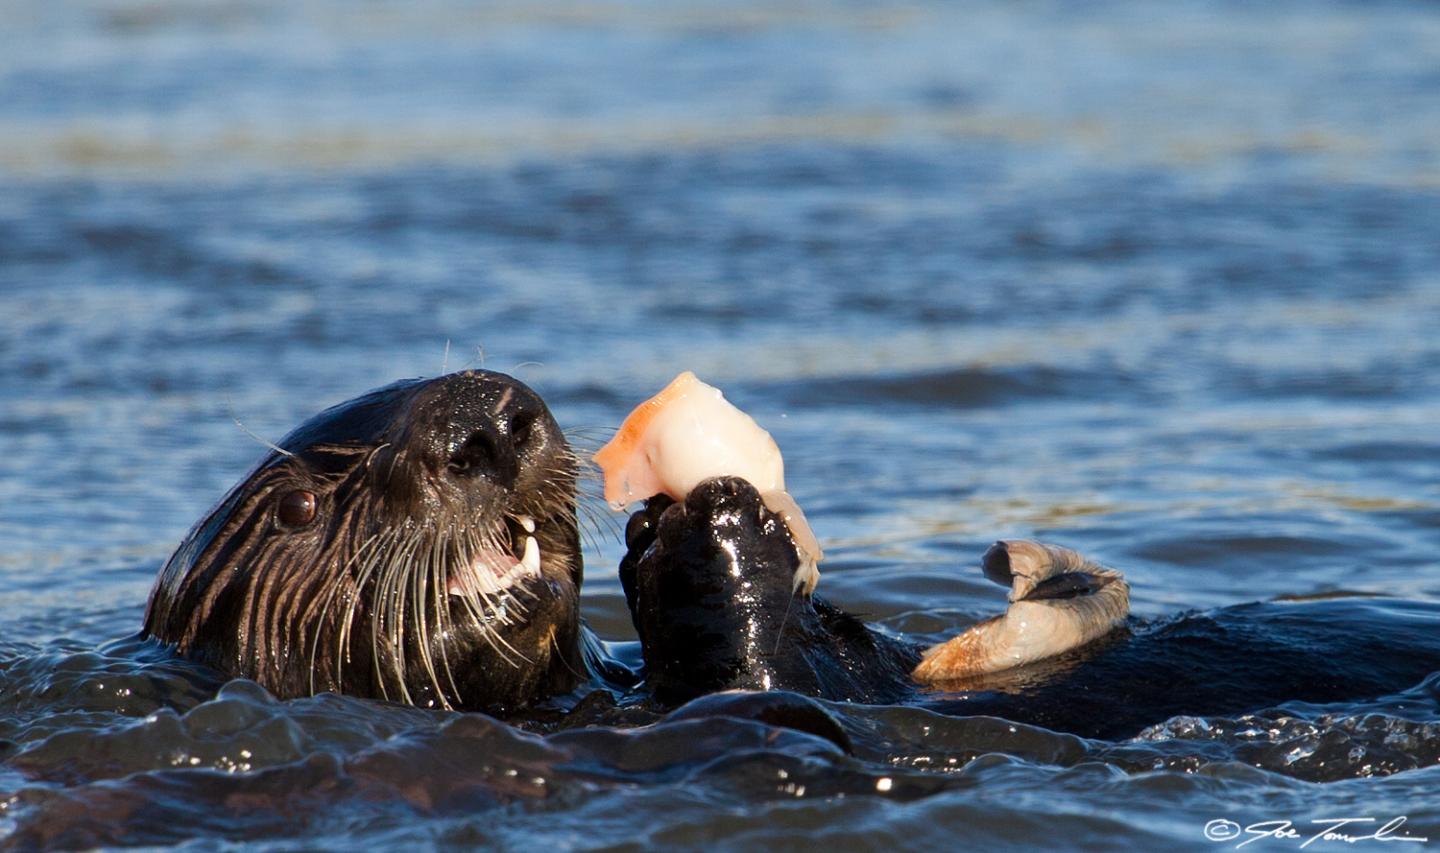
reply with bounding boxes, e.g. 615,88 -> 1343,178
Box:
144,371 -> 585,714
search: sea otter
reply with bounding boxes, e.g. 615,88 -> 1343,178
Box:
145,371 -> 1440,737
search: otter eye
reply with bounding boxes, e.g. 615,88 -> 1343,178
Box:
277,489 -> 318,528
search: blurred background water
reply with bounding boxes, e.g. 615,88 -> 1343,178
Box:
2,0 -> 1440,849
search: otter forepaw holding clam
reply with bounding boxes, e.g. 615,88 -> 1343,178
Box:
593,371 -> 821,593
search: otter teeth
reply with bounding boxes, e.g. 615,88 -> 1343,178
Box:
446,530 -> 543,598
521,535 -> 540,573
518,515 -> 536,534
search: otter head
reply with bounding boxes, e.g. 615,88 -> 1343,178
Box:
143,370 -> 584,714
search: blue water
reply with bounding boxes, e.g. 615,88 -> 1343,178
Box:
3,0 -> 1440,849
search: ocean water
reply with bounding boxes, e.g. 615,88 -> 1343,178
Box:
2,0 -> 1440,849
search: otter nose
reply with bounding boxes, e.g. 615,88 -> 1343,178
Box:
447,422 -> 519,488
442,390 -> 544,491
399,370 -> 554,494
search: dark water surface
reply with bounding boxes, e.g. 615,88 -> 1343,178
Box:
3,0 -> 1440,849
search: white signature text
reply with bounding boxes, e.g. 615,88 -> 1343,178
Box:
1204,817 -> 1429,848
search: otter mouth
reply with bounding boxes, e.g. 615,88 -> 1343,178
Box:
446,514 -> 545,599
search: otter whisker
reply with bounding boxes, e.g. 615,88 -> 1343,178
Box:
364,443 -> 391,474
574,496 -> 620,561
560,426 -> 612,451
304,496 -> 382,694
367,524 -> 419,704
384,446 -> 406,492
226,395 -> 295,460
384,524 -> 429,706
352,527 -> 397,703
307,529 -> 383,697
430,534 -> 465,705
343,526 -> 398,697
410,532 -> 444,709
